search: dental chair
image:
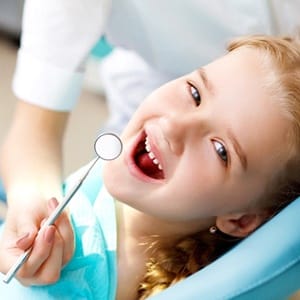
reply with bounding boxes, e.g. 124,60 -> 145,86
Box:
151,196 -> 300,300
1,165 -> 299,299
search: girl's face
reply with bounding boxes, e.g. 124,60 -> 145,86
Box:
103,48 -> 291,223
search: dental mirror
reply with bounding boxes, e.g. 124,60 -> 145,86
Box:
94,132 -> 123,160
3,132 -> 123,284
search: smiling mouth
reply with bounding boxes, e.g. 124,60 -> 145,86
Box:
133,133 -> 165,180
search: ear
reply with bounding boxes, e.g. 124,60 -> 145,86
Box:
215,211 -> 270,238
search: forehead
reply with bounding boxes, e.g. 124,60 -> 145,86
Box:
204,48 -> 291,172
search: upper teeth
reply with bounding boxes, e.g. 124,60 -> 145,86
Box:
145,137 -> 163,170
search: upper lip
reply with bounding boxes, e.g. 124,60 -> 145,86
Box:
129,128 -> 166,180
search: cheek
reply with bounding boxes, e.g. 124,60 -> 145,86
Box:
156,185 -> 214,221
178,144 -> 220,189
170,156 -> 220,202
102,159 -> 126,197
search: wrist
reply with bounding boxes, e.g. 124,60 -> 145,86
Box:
6,182 -> 63,207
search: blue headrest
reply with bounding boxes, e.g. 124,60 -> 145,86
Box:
151,197 -> 300,300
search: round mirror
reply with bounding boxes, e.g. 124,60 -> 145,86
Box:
94,133 -> 123,160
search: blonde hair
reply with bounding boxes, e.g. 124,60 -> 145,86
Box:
137,35 -> 300,299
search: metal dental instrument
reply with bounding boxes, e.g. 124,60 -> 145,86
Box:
3,133 -> 122,284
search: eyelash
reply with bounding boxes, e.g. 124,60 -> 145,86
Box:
188,82 -> 201,106
213,140 -> 228,166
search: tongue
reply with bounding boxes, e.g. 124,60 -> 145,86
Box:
136,153 -> 162,179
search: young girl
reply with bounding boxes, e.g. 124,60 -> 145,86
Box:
0,34 -> 300,299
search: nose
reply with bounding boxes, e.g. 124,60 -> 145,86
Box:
158,112 -> 208,155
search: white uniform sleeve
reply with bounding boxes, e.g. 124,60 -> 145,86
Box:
13,0 -> 111,111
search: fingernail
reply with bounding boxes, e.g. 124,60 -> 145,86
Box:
48,197 -> 58,210
44,227 -> 55,243
16,232 -> 30,246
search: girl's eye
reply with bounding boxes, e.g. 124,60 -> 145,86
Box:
213,140 -> 228,165
189,83 -> 201,106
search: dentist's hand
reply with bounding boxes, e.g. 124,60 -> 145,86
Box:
0,197 -> 74,286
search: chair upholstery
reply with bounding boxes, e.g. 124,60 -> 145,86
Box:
151,197 -> 300,300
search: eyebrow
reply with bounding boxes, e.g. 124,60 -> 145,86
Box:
197,68 -> 215,94
227,128 -> 248,170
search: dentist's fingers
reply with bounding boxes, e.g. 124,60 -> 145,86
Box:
15,225 -> 54,279
32,228 -> 65,285
16,225 -> 63,286
9,196 -> 74,286
47,197 -> 75,265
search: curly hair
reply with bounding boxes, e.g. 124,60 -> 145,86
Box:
137,35 -> 300,300
137,230 -> 241,299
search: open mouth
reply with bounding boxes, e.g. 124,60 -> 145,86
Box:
133,133 -> 165,180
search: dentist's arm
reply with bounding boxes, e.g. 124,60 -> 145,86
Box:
0,101 -> 74,285
0,0 -> 110,284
